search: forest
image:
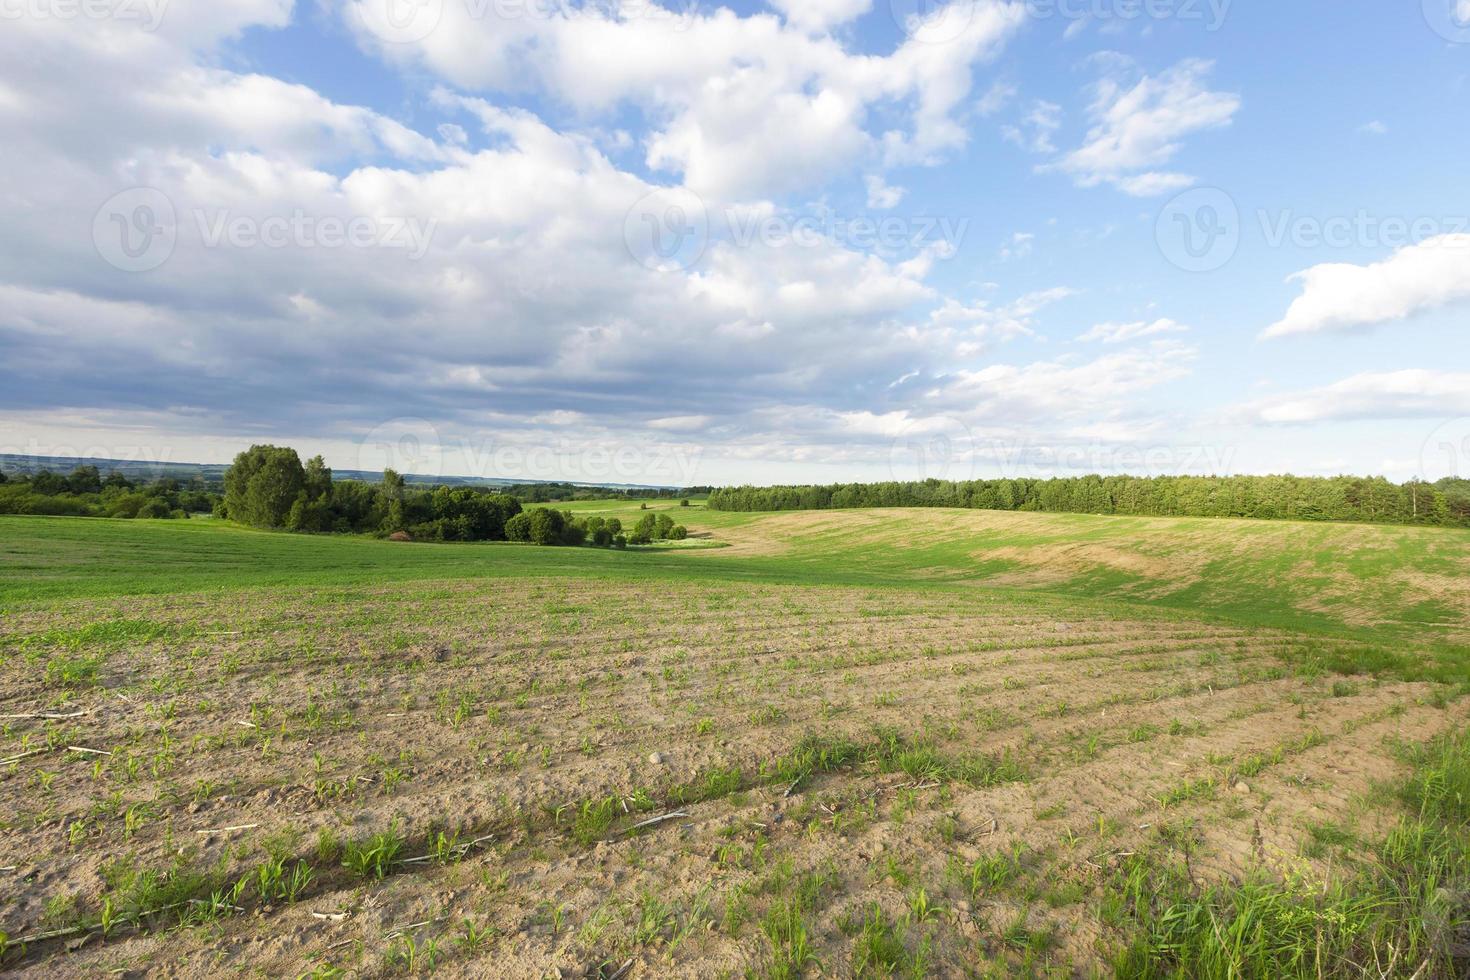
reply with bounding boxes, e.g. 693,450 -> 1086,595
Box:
708,474 -> 1470,528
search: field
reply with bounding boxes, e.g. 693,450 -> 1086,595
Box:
1,507 -> 1467,977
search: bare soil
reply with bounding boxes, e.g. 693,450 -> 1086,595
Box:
0,578 -> 1462,977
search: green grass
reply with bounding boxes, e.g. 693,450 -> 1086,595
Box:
1108,730 -> 1470,979
3,509 -> 1467,685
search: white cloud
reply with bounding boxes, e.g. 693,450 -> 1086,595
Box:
766,0 -> 873,32
998,232 -> 1034,261
1358,120 -> 1388,136
976,80 -> 1017,116
1240,370 -> 1470,424
1262,234 -> 1470,338
1078,318 -> 1188,343
648,415 -> 714,431
930,341 -> 1197,421
348,0 -> 1027,201
1051,58 -> 1240,195
924,287 -> 1076,355
864,175 -> 906,209
1001,100 -> 1062,154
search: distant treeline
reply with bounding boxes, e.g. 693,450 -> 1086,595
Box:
219,445 -> 686,547
708,475 -> 1470,528
506,482 -> 712,503
0,466 -> 214,519
0,449 -> 702,543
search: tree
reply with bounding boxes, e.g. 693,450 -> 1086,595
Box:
67,465 -> 102,494
669,524 -> 688,540
380,469 -> 407,532
223,445 -> 306,529
505,512 -> 532,542
0,469 -> 7,484
137,498 -> 173,519
30,470 -> 67,495
525,507 -> 566,546
304,455 -> 333,501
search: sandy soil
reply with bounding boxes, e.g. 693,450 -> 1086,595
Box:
2,576 -> 1462,977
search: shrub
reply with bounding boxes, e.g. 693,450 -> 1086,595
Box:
504,512 -> 532,542
136,499 -> 174,520
525,508 -> 566,546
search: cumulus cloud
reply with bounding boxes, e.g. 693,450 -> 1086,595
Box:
346,0 -> 1026,200
1239,370 -> 1470,424
0,2 -> 1225,484
766,0 -> 873,32
1262,235 -> 1470,338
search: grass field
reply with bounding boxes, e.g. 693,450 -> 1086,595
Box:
1,508 -> 1467,977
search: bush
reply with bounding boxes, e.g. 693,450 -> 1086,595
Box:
136,499 -> 173,519
505,512 -> 532,542
525,508 -> 566,546
670,525 -> 688,540
591,528 -> 613,547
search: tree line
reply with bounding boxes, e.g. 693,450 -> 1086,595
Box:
0,465 -> 213,519
221,445 -> 686,546
707,474 -> 1470,528
0,446 -> 694,547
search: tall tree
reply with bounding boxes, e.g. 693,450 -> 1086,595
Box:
223,445 -> 306,528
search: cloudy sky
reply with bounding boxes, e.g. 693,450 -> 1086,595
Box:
2,0 -> 1467,487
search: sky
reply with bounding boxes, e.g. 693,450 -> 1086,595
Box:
1,0 -> 1468,488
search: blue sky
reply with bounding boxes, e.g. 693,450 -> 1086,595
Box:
1,0 -> 1467,487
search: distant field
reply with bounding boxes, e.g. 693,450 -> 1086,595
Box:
0,509 -> 1466,977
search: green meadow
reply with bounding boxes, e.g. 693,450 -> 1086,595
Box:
5,504 -> 1466,646
1,507 -> 1467,976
